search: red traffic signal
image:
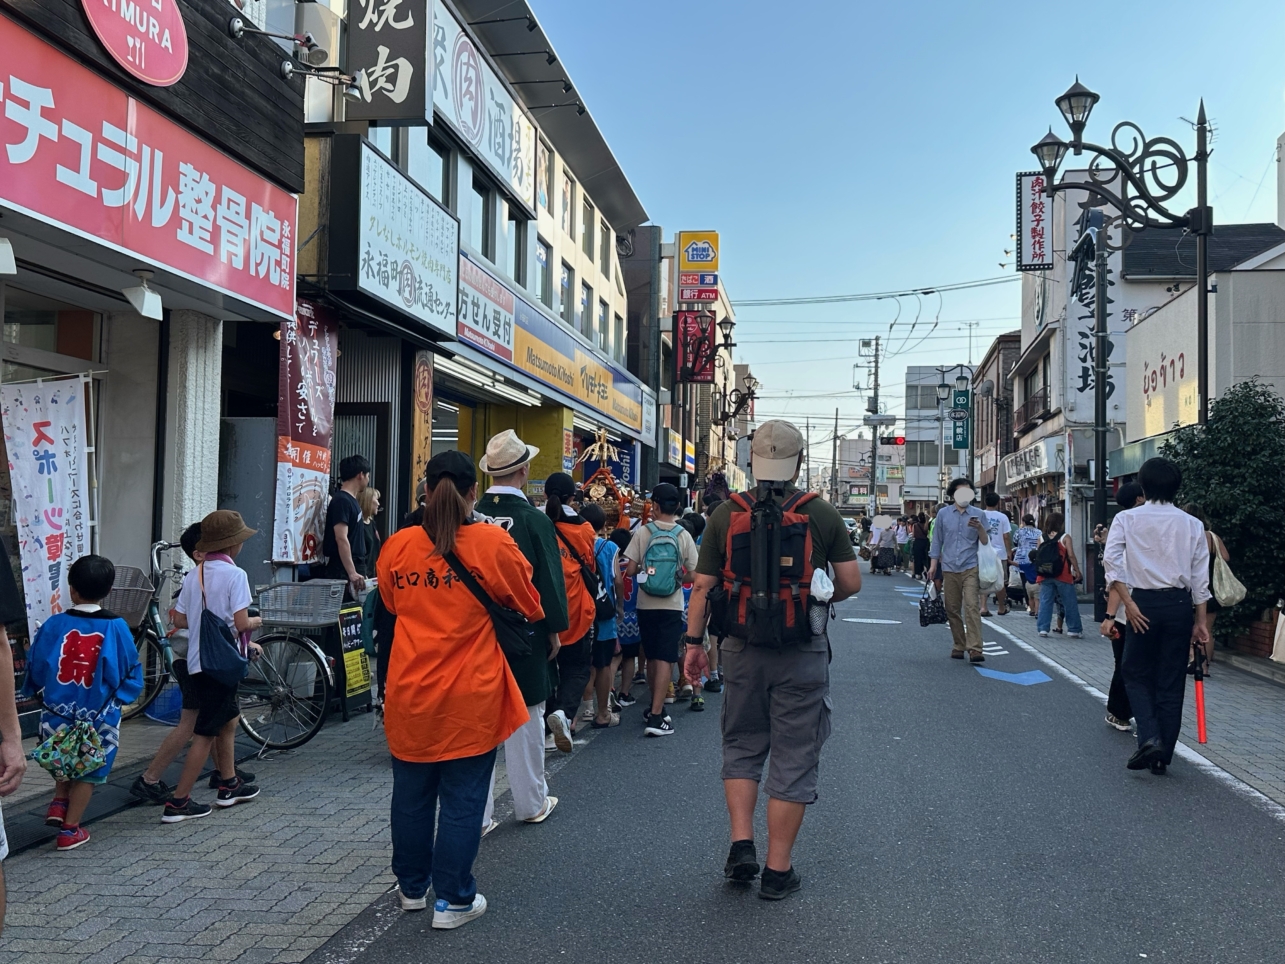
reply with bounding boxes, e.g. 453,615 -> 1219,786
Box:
879,435 -> 906,446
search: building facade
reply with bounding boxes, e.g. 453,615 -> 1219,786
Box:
902,365 -> 972,514
971,331 -> 1021,500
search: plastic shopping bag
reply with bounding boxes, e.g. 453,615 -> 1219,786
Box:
977,543 -> 1004,594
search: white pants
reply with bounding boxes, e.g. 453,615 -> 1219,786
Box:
483,701 -> 548,824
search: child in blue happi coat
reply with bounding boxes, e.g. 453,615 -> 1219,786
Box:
23,555 -> 142,851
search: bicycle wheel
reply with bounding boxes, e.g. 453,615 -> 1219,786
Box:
237,632 -> 331,749
120,630 -> 168,721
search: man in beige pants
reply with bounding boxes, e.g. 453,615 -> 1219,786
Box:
928,477 -> 990,662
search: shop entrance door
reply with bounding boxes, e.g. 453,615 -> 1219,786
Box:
333,403 -> 390,542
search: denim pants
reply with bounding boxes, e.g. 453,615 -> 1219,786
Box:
1122,588 -> 1193,764
390,748 -> 497,905
1037,580 -> 1082,634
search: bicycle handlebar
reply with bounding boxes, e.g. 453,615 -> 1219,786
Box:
149,541 -> 184,584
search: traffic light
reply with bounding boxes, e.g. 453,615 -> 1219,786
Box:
879,435 -> 906,446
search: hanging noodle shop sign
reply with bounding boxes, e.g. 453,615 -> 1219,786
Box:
0,376 -> 91,642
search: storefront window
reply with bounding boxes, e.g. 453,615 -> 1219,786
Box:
4,287 -> 98,361
406,129 -> 447,201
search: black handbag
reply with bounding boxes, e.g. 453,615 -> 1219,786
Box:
919,583 -> 949,628
442,549 -> 535,660
556,527 -> 616,622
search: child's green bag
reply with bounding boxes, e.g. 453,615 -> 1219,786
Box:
30,719 -> 106,782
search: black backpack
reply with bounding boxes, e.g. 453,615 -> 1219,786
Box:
1033,532 -> 1065,579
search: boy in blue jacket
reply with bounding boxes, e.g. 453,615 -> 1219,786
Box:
23,555 -> 142,851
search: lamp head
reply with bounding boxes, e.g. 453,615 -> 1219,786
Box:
1031,128 -> 1068,184
717,316 -> 735,344
299,33 -> 329,66
935,383 -> 951,402
342,78 -> 363,102
545,51 -> 557,66
123,269 -> 162,321
1056,77 -> 1099,147
954,373 -> 970,392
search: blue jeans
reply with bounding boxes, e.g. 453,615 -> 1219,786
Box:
390,749 -> 497,905
1037,580 -> 1082,634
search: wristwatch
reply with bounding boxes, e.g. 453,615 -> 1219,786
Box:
681,634 -> 704,647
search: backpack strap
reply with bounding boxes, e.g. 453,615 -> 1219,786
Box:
728,492 -> 754,513
781,491 -> 819,512
555,524 -> 592,570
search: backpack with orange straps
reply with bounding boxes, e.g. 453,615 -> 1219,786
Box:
708,486 -> 818,648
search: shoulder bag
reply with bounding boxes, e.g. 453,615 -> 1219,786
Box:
196,564 -> 250,688
442,548 -> 535,660
556,526 -> 616,620
1210,533 -> 1247,607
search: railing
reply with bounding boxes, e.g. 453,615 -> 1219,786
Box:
1014,387 -> 1050,433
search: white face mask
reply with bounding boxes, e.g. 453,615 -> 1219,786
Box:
953,488 -> 974,507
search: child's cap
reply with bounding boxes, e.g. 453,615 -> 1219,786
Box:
195,510 -> 257,553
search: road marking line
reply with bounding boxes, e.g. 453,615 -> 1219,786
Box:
842,618 -> 902,625
983,617 -> 1285,824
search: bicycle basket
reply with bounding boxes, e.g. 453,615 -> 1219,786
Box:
103,566 -> 155,628
257,580 -> 347,628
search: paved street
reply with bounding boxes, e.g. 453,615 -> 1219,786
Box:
3,570 -> 1283,964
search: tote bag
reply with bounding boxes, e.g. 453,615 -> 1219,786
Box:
1210,534 -> 1247,608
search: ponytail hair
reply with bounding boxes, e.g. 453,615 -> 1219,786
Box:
544,472 -> 577,525
422,475 -> 472,557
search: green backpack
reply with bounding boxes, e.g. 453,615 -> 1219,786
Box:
640,522 -> 683,596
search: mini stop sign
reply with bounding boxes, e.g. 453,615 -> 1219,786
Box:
81,0 -> 189,87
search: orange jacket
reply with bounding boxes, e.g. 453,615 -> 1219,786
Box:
555,518 -> 598,644
377,522 -> 541,763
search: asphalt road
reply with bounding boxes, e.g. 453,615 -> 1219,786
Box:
309,569 -> 1285,964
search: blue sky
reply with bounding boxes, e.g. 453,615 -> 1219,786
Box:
533,0 -> 1285,444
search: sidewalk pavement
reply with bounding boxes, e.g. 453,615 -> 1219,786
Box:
978,595 -> 1285,808
0,711 -> 546,964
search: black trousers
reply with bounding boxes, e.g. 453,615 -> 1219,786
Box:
547,627 -> 594,725
1106,630 -> 1133,722
912,538 -> 929,577
1121,588 -> 1193,764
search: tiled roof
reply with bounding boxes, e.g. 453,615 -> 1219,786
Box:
1121,223 -> 1285,278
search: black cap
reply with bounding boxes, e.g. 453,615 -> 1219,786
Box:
652,482 -> 680,509
425,450 -> 477,489
545,472 -> 577,500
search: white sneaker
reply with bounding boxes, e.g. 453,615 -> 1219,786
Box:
1067,632 -> 1083,638
1038,631 -> 1049,637
547,710 -> 573,753
397,886 -> 427,912
432,893 -> 487,930
644,713 -> 675,737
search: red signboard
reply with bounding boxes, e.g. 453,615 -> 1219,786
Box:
678,286 -> 719,302
0,14 -> 296,319
81,0 -> 189,87
674,310 -> 716,384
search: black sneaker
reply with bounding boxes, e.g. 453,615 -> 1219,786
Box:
643,713 -> 675,737
759,866 -> 802,900
161,797 -> 213,823
130,775 -> 172,805
216,778 -> 261,808
703,676 -> 723,694
616,692 -> 637,708
207,767 -> 255,789
724,839 -> 759,881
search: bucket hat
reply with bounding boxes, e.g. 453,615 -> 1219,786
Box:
195,510 -> 257,553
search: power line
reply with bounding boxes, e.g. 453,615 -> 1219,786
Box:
734,275 -> 1018,307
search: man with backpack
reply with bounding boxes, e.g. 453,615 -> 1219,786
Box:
927,478 -> 990,662
685,420 -> 861,900
624,483 -> 699,738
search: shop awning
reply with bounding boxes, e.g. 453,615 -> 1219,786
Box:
1107,432 -> 1175,480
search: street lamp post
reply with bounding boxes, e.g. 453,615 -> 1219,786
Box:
935,366 -> 971,504
1030,79 -> 1211,538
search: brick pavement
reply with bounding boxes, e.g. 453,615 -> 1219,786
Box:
0,712 -> 549,964
979,598 -> 1285,808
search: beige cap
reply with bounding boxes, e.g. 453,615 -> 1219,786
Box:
478,429 -> 539,475
751,420 -> 805,481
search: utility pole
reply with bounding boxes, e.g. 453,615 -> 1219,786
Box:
830,408 -> 839,504
869,335 -> 881,518
804,417 -> 811,491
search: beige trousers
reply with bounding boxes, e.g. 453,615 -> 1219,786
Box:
942,567 -> 984,655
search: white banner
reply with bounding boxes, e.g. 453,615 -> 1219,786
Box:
358,141 -> 460,337
432,0 -> 537,210
0,376 -> 91,641
1017,172 -> 1054,271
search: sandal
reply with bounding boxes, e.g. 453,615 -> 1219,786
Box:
590,713 -> 620,728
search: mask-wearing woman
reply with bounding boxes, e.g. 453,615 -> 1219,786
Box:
377,451 -> 543,930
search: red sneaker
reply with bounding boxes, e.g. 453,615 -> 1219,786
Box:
45,798 -> 68,827
56,826 -> 91,851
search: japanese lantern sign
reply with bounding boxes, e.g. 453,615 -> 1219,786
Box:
272,301 -> 339,564
0,14 -> 296,319
1016,172 -> 1054,271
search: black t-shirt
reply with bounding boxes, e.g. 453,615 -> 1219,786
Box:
0,550 -> 24,626
323,490 -> 365,574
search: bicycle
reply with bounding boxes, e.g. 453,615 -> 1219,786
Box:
110,541 -> 337,750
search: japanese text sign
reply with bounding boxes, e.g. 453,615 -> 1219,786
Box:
1016,173 -> 1054,271
674,310 -> 717,384
356,140 -> 458,334
678,231 -> 719,272
81,0 -> 189,87
0,15 -> 297,318
347,0 -> 431,122
0,376 -> 91,642
458,253 -> 515,361
952,388 -> 970,450
432,0 -> 536,210
273,301 -> 339,564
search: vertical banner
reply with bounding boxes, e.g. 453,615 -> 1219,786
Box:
953,388 -> 971,450
1016,173 -> 1054,271
408,350 -> 435,511
0,376 -> 90,641
674,311 -> 716,383
273,302 -> 340,564
347,0 -> 431,122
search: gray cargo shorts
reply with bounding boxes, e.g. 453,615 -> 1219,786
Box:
719,639 -> 832,804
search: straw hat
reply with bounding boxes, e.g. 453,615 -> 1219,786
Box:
195,510 -> 258,552
478,429 -> 539,475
